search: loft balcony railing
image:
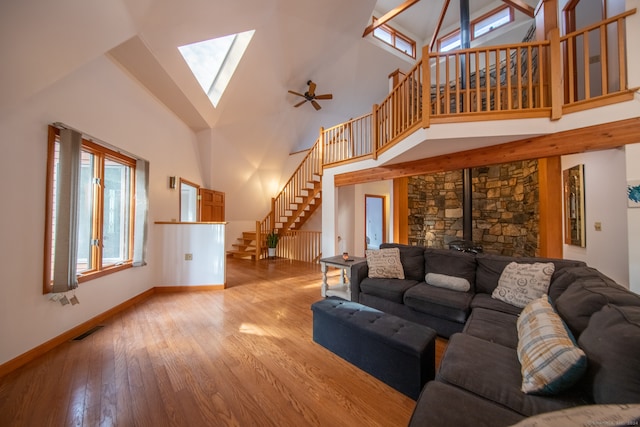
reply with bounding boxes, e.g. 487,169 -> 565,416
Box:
254,11 -> 635,261
322,10 -> 635,166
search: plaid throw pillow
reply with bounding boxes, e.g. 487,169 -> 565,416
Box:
517,296 -> 587,395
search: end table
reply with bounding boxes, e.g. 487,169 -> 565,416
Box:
319,255 -> 366,300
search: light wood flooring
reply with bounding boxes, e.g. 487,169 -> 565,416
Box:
0,257 -> 446,427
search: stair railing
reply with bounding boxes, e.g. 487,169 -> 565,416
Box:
323,113 -> 374,166
560,9 -> 635,109
258,136 -> 323,257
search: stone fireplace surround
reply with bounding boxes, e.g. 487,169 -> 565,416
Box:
407,160 -> 539,256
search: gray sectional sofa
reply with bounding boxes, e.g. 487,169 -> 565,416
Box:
349,243 -> 640,426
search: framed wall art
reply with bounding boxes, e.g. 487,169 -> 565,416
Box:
628,180 -> 640,208
563,164 -> 586,247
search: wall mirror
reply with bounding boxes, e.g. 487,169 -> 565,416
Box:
180,178 -> 199,222
563,164 -> 586,247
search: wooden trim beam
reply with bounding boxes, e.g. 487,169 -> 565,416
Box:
502,0 -> 535,18
334,117 -> 640,186
363,0 -> 421,37
429,0 -> 451,52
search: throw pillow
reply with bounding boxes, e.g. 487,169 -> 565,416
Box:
492,262 -> 555,308
510,404 -> 640,427
425,272 -> 470,292
517,296 -> 587,395
366,248 -> 405,279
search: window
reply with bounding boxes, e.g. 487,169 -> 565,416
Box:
473,6 -> 513,38
372,19 -> 416,58
437,6 -> 514,52
44,126 -> 145,292
439,31 -> 461,53
178,30 -> 255,107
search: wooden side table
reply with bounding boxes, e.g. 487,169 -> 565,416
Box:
319,255 -> 367,300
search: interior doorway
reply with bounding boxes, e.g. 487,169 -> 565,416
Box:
365,195 -> 386,250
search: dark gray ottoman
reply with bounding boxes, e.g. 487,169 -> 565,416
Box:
311,297 -> 436,399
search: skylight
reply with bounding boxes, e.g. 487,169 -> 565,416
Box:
178,30 -> 255,107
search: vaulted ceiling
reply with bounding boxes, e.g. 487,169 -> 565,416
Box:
1,0 -> 536,154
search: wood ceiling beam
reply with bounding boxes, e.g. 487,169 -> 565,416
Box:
429,0 -> 451,52
333,117 -> 640,186
363,0 -> 421,37
502,0 -> 535,18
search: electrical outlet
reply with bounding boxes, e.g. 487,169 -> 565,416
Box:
185,253 -> 193,261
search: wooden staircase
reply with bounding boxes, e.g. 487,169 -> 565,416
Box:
227,140 -> 324,260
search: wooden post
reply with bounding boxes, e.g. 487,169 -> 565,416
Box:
538,157 -> 563,258
255,220 -> 262,260
393,177 -> 409,244
422,45 -> 431,128
549,28 -> 562,120
372,104 -> 379,160
318,128 -> 324,175
270,198 -> 276,232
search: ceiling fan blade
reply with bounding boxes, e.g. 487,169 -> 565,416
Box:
288,90 -> 306,98
294,99 -> 308,107
315,94 -> 333,100
308,81 -> 316,97
311,100 -> 321,110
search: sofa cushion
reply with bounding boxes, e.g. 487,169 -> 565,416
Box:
404,283 -> 473,323
359,277 -> 418,304
424,248 -> 477,292
475,254 -> 585,295
492,262 -> 555,308
365,247 -> 405,279
463,307 -> 519,349
547,266 -> 604,303
409,381 -> 525,427
578,305 -> 640,404
437,334 -> 590,416
380,243 -> 425,282
425,272 -> 470,292
471,293 -> 523,315
554,274 -> 640,337
517,297 -> 587,395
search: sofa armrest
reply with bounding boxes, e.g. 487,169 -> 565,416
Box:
350,260 -> 369,302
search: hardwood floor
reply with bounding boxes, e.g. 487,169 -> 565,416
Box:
0,258 -> 424,427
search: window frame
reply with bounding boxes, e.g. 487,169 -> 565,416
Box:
437,5 -> 515,52
372,18 -> 417,59
44,126 -> 137,293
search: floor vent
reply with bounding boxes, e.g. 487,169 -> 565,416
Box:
72,325 -> 104,341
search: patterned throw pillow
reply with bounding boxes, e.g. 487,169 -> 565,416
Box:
366,248 -> 405,279
517,296 -> 587,395
492,262 -> 555,308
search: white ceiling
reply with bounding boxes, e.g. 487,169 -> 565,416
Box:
1,0 -> 537,155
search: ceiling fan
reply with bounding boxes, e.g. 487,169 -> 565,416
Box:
288,80 -> 333,110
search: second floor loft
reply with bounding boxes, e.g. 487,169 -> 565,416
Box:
316,8 -> 639,169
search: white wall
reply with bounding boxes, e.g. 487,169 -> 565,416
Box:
626,143 -> 640,293
562,149 -> 630,286
0,55 -> 202,365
